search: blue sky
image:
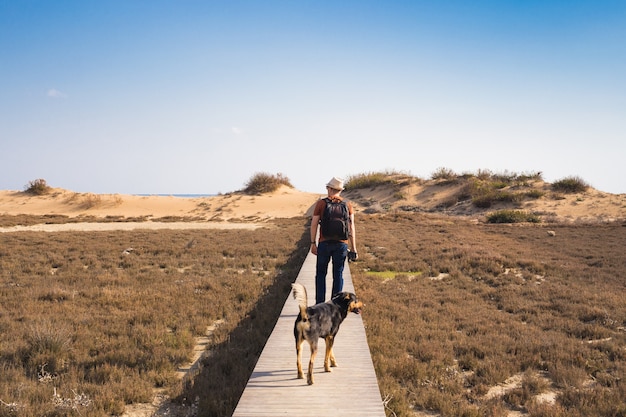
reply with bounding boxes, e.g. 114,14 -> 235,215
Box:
1,1 -> 625,194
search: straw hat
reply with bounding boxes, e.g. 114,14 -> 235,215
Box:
326,177 -> 345,191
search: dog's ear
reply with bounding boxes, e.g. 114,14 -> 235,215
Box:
331,292 -> 349,307
332,292 -> 362,312
331,292 -> 346,302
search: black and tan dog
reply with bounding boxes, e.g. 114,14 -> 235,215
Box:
291,283 -> 363,385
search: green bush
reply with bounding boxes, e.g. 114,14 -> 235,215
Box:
243,172 -> 293,194
486,210 -> 541,223
552,176 -> 589,193
472,193 -> 497,208
525,189 -> 545,199
473,190 -> 525,208
24,178 -> 51,195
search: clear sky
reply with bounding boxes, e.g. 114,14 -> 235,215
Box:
1,1 -> 625,195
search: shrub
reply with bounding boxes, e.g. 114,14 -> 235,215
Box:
491,181 -> 508,190
486,210 -> 541,224
431,167 -> 457,181
552,176 -> 589,193
468,178 -> 529,208
525,189 -> 545,199
243,172 -> 293,194
472,194 -> 496,208
24,178 -> 51,195
345,171 -> 408,190
517,171 -> 544,182
469,181 -> 504,208
475,169 -> 493,180
491,171 -> 518,184
24,321 -> 73,376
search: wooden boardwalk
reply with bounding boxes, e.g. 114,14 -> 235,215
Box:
232,252 -> 386,417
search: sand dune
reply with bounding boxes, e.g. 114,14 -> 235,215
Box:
0,186 -> 319,219
1,180 -> 625,232
0,186 -> 321,231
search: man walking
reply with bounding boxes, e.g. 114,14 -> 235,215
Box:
310,177 -> 357,304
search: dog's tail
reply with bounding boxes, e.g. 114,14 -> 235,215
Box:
291,283 -> 309,320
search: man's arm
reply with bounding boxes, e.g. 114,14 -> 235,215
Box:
348,213 -> 357,257
310,214 -> 320,255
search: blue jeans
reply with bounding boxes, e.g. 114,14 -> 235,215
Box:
315,240 -> 348,304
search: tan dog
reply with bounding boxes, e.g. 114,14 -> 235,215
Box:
291,283 -> 363,385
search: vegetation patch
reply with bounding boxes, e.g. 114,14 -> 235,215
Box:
23,178 -> 52,195
431,167 -> 458,182
365,270 -> 421,281
552,176 -> 590,193
354,213 -> 625,417
345,168 -> 550,211
243,172 -> 293,194
0,218 -> 309,416
345,170 -> 414,190
487,210 -> 541,223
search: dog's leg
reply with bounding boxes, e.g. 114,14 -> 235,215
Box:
307,341 -> 318,385
324,335 -> 337,371
329,344 -> 338,368
296,337 -> 304,379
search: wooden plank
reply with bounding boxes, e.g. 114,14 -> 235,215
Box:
233,252 -> 385,417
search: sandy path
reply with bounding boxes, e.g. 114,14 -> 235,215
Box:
0,221 -> 263,233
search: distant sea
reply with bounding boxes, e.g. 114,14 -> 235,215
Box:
134,194 -> 216,198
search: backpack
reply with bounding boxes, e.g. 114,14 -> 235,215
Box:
320,198 -> 350,241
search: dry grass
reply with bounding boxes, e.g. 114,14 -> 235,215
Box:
1,212 -> 625,417
0,214 -> 153,228
354,213 -> 626,417
345,170 -> 417,190
0,218 -> 309,416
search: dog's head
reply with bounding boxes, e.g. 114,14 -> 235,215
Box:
331,292 -> 363,315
